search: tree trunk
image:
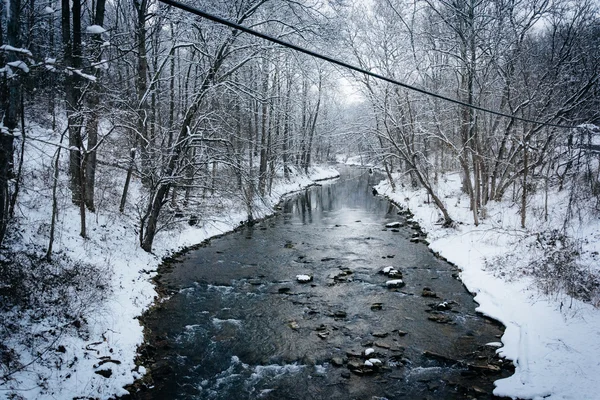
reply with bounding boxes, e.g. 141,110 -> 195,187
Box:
0,0 -> 20,245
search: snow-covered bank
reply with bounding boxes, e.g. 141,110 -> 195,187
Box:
0,123 -> 339,400
375,172 -> 600,400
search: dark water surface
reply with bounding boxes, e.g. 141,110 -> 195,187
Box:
133,167 -> 512,399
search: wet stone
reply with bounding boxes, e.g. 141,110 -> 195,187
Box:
331,357 -> 345,367
333,310 -> 347,319
372,332 -> 388,338
317,331 -> 330,339
428,314 -> 453,324
422,287 -> 438,298
374,341 -> 391,349
371,303 -> 383,311
346,349 -> 363,358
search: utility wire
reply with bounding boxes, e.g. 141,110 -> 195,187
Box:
158,0 -> 579,130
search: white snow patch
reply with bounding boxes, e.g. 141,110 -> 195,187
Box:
7,60 -> 29,73
296,274 -> 312,283
86,25 -> 107,34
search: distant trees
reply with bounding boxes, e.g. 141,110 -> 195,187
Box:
344,0 -> 600,226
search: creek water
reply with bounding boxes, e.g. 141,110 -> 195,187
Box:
132,167 -> 512,399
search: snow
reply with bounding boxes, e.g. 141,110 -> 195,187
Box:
0,123 -> 339,399
385,279 -> 404,287
296,274 -> 313,283
43,6 -> 54,14
0,45 -> 33,57
365,358 -> 382,366
364,348 -> 375,356
86,25 -> 107,34
7,60 -> 29,73
72,69 -> 97,82
375,169 -> 600,400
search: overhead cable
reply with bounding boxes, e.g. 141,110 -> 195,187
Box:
157,0 -> 579,130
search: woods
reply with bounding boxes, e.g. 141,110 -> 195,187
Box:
0,0 -> 343,253
1,0 -> 600,398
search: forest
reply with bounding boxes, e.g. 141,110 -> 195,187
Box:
1,0 -> 599,398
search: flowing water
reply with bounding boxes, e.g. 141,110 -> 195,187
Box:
131,167 -> 513,399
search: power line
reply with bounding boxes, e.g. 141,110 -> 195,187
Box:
158,0 -> 578,130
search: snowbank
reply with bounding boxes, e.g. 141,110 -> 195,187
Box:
375,172 -> 600,400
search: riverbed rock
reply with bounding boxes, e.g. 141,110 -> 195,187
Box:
428,314 -> 452,324
374,340 -> 391,349
317,331 -> 330,339
422,287 -> 438,297
331,357 -> 345,367
371,303 -> 383,311
347,359 -> 364,371
372,331 -> 388,338
386,279 -> 405,289
385,221 -> 402,228
296,274 -> 313,283
365,358 -> 383,368
288,321 -> 299,330
396,330 -> 408,336
381,266 -> 402,278
333,310 -> 347,319
346,349 -> 363,358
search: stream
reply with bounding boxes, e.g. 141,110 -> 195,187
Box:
130,167 -> 513,399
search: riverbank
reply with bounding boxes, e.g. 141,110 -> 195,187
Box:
0,124 -> 339,400
375,171 -> 600,399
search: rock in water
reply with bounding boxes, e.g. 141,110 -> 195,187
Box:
386,279 -> 405,288
385,221 -> 402,228
296,274 -> 313,283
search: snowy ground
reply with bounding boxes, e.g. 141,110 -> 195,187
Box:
0,123 -> 339,400
375,172 -> 600,400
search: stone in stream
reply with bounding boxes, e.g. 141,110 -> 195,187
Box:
428,314 -> 453,324
380,266 -> 402,278
434,301 -> 452,311
372,331 -> 388,338
317,331 -> 330,339
333,310 -> 347,319
422,287 -> 438,298
371,303 -> 383,311
296,274 -> 313,283
374,340 -> 392,350
386,279 -> 405,289
278,287 -> 291,294
385,221 -> 402,228
331,357 -> 345,367
396,330 -> 408,336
